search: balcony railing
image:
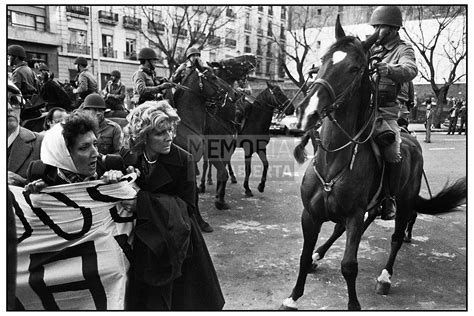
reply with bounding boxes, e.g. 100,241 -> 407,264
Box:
123,51 -> 137,60
67,43 -> 90,55
257,29 -> 263,36
102,47 -> 117,58
123,16 -> 141,30
208,36 -> 221,46
98,10 -> 118,25
66,6 -> 89,17
244,46 -> 252,53
172,26 -> 188,37
148,21 -> 165,33
225,38 -> 236,47
256,49 -> 263,56
244,24 -> 251,32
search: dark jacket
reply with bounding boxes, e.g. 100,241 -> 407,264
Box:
124,144 -> 224,310
8,127 -> 43,182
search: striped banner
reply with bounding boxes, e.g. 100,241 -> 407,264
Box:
11,174 -> 137,310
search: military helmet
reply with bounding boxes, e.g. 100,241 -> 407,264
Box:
38,64 -> 49,71
186,47 -> 201,59
110,70 -> 121,79
369,6 -> 403,27
138,47 -> 158,60
82,93 -> 106,109
74,56 -> 88,66
8,44 -> 26,58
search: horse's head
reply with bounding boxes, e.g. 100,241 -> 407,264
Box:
260,81 -> 293,115
298,15 -> 378,131
207,54 -> 256,85
181,66 -> 236,104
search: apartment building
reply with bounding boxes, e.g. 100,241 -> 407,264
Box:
7,5 -> 289,90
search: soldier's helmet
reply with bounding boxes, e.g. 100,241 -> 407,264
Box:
8,44 -> 26,58
138,47 -> 158,60
186,47 -> 201,59
81,93 -> 106,109
369,6 -> 403,27
74,56 -> 88,67
110,70 -> 121,79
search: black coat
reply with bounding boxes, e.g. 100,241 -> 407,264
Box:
125,144 -> 225,311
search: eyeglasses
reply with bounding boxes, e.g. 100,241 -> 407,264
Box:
8,95 -> 25,110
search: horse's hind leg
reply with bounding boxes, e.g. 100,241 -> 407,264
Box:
207,165 -> 214,185
341,210 -> 364,310
243,148 -> 253,197
280,209 -> 322,310
257,149 -> 269,193
199,156 -> 209,193
311,223 -> 346,272
213,160 -> 230,210
375,203 -> 411,295
404,212 -> 417,242
228,162 -> 237,183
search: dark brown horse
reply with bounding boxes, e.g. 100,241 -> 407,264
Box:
173,65 -> 236,210
281,17 -> 466,310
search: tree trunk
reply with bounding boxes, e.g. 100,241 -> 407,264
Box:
432,85 -> 450,128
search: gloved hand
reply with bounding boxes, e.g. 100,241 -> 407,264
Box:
159,82 -> 174,90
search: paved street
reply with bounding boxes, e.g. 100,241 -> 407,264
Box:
197,130 -> 466,310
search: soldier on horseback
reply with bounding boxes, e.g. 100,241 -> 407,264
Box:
171,47 -> 204,84
8,44 -> 40,104
369,6 -> 418,220
131,47 -> 173,107
72,56 -> 98,107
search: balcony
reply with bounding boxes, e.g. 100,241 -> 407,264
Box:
172,26 -> 188,38
66,6 -> 89,18
244,46 -> 251,53
102,47 -> 117,58
123,16 -> 141,30
224,38 -> 236,48
148,21 -> 165,33
280,33 -> 286,41
267,29 -> 273,37
208,36 -> 221,46
256,49 -> 263,56
98,10 -> 118,25
257,29 -> 263,37
67,43 -> 90,55
244,24 -> 251,32
123,51 -> 137,60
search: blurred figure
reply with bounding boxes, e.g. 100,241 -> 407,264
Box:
458,101 -> 467,135
447,101 -> 460,135
102,70 -> 127,117
72,56 -> 98,107
8,44 -> 39,102
37,64 -> 73,111
41,107 -> 68,134
424,98 -> 434,143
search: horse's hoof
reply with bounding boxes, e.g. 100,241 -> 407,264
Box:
207,180 -> 213,185
215,200 -> 230,210
375,280 -> 391,295
307,263 -> 318,274
404,235 -> 412,243
230,177 -> 238,184
258,183 -> 265,193
245,190 -> 253,197
348,302 -> 361,311
198,184 -> 206,193
199,221 -> 214,233
280,298 -> 298,310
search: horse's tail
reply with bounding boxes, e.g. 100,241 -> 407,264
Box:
415,177 -> 466,214
293,132 -> 310,164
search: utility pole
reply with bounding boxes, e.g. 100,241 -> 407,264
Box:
89,5 -> 94,76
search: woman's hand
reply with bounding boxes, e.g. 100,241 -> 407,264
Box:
125,165 -> 141,177
24,179 -> 48,193
101,170 -> 124,183
120,199 -> 137,213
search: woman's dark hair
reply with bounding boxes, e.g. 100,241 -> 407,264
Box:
43,107 -> 67,131
62,110 -> 99,149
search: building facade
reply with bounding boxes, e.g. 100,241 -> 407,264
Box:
7,5 -> 289,91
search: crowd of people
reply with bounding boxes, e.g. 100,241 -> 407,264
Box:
6,5 -> 466,310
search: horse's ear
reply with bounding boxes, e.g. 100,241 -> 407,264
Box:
335,15 -> 345,39
362,31 -> 379,52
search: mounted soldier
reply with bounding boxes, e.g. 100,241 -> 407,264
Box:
171,47 -> 205,85
8,44 -> 40,105
37,64 -> 73,112
369,6 -> 418,220
102,70 -> 127,117
131,47 -> 173,107
72,56 -> 98,107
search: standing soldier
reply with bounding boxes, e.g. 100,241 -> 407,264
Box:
102,70 -> 127,114
72,56 -> 98,107
37,64 -> 73,111
131,47 -> 173,107
8,44 -> 39,103
81,93 -> 123,155
369,6 -> 418,220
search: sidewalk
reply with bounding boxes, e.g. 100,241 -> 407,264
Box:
409,123 -> 447,133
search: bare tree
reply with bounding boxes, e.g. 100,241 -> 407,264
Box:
271,7 -> 332,96
137,6 -> 235,75
402,6 -> 466,127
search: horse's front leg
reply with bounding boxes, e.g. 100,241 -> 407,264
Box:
213,159 -> 230,210
199,155 -> 209,193
280,209 -> 322,310
227,161 -> 237,184
342,209 -> 365,310
256,149 -> 269,193
375,202 -> 411,295
207,164 -> 214,185
311,222 -> 346,272
243,149 -> 253,197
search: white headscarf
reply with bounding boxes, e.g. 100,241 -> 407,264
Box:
40,123 -> 78,173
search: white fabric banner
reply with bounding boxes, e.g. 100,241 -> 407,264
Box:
11,174 -> 137,310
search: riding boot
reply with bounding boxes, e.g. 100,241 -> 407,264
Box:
381,160 -> 403,220
194,188 -> 213,233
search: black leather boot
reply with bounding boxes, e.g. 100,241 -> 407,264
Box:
381,161 -> 403,220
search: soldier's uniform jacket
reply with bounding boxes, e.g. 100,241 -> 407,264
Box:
75,68 -> 98,100
11,61 -> 39,100
97,118 -> 123,155
103,80 -> 126,107
171,60 -> 197,84
132,65 -> 167,104
370,33 -> 417,120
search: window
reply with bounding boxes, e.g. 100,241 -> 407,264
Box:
245,35 -> 250,46
209,51 -> 217,62
281,6 -> 286,19
194,20 -> 201,31
338,6 -> 344,13
8,9 -> 46,31
27,52 -> 48,70
102,34 -> 114,57
126,38 -> 136,58
258,6 -> 263,12
267,21 -> 273,37
316,41 -> 321,49
124,6 -> 136,17
69,29 -> 87,45
317,8 -> 322,15
266,59 -> 272,75
268,6 -> 273,16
